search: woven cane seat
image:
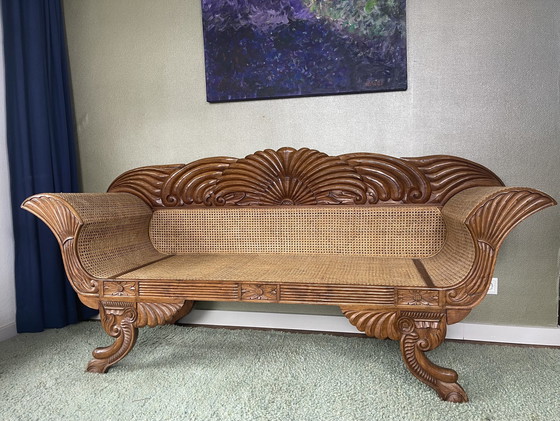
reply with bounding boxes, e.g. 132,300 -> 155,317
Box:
118,253 -> 426,286
71,205 -> 476,288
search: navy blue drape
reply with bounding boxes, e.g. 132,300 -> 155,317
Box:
2,0 -> 96,332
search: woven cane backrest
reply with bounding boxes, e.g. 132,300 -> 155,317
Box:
150,206 -> 446,257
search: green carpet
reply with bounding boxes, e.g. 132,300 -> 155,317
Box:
0,322 -> 558,421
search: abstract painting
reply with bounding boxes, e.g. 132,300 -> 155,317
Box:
201,0 -> 407,102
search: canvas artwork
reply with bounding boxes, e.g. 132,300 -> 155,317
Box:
201,0 -> 407,103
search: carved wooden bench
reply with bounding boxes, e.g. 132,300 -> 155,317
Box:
22,147 -> 556,402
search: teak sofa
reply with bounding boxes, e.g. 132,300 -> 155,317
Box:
23,147 -> 556,402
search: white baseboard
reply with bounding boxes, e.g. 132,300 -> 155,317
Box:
446,322 -> 560,346
180,309 -> 362,334
0,322 -> 17,342
178,309 -> 560,347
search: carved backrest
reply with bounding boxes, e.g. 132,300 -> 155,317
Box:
108,148 -> 503,257
108,147 -> 504,208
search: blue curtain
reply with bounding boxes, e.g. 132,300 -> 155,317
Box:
2,0 -> 96,332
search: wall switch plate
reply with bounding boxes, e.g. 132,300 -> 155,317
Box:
488,277 -> 498,295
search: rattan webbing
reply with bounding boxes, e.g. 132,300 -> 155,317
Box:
59,193 -> 164,279
119,253 -> 426,286
77,216 -> 164,278
422,213 -> 475,287
440,186 -> 512,223
53,193 -> 151,222
149,207 -> 446,257
421,187 -> 507,287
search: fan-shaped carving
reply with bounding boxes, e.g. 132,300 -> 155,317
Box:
107,147 -> 508,208
446,189 -> 556,307
341,309 -> 400,340
22,195 -> 81,245
214,148 -> 366,205
136,302 -> 186,327
466,189 -> 554,249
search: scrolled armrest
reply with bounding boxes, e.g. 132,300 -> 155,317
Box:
435,186 -> 556,313
22,193 -> 164,297
442,187 -> 556,251
22,192 -> 151,244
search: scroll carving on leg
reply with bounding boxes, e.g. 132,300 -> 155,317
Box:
87,301 -> 193,373
87,301 -> 138,373
397,312 -> 467,403
342,308 -> 467,402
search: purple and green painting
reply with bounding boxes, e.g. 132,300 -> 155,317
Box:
201,0 -> 407,102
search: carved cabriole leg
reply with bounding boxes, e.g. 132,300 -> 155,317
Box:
342,308 -> 467,403
87,300 -> 193,373
398,312 -> 467,403
87,301 -> 138,373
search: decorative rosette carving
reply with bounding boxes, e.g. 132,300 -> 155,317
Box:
397,290 -> 439,306
104,281 -> 136,297
241,284 -> 278,301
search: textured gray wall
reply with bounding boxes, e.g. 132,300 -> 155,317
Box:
63,0 -> 560,326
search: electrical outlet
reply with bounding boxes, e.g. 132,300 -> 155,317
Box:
488,277 -> 498,295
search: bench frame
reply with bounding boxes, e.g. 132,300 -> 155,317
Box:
22,147 -> 556,402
